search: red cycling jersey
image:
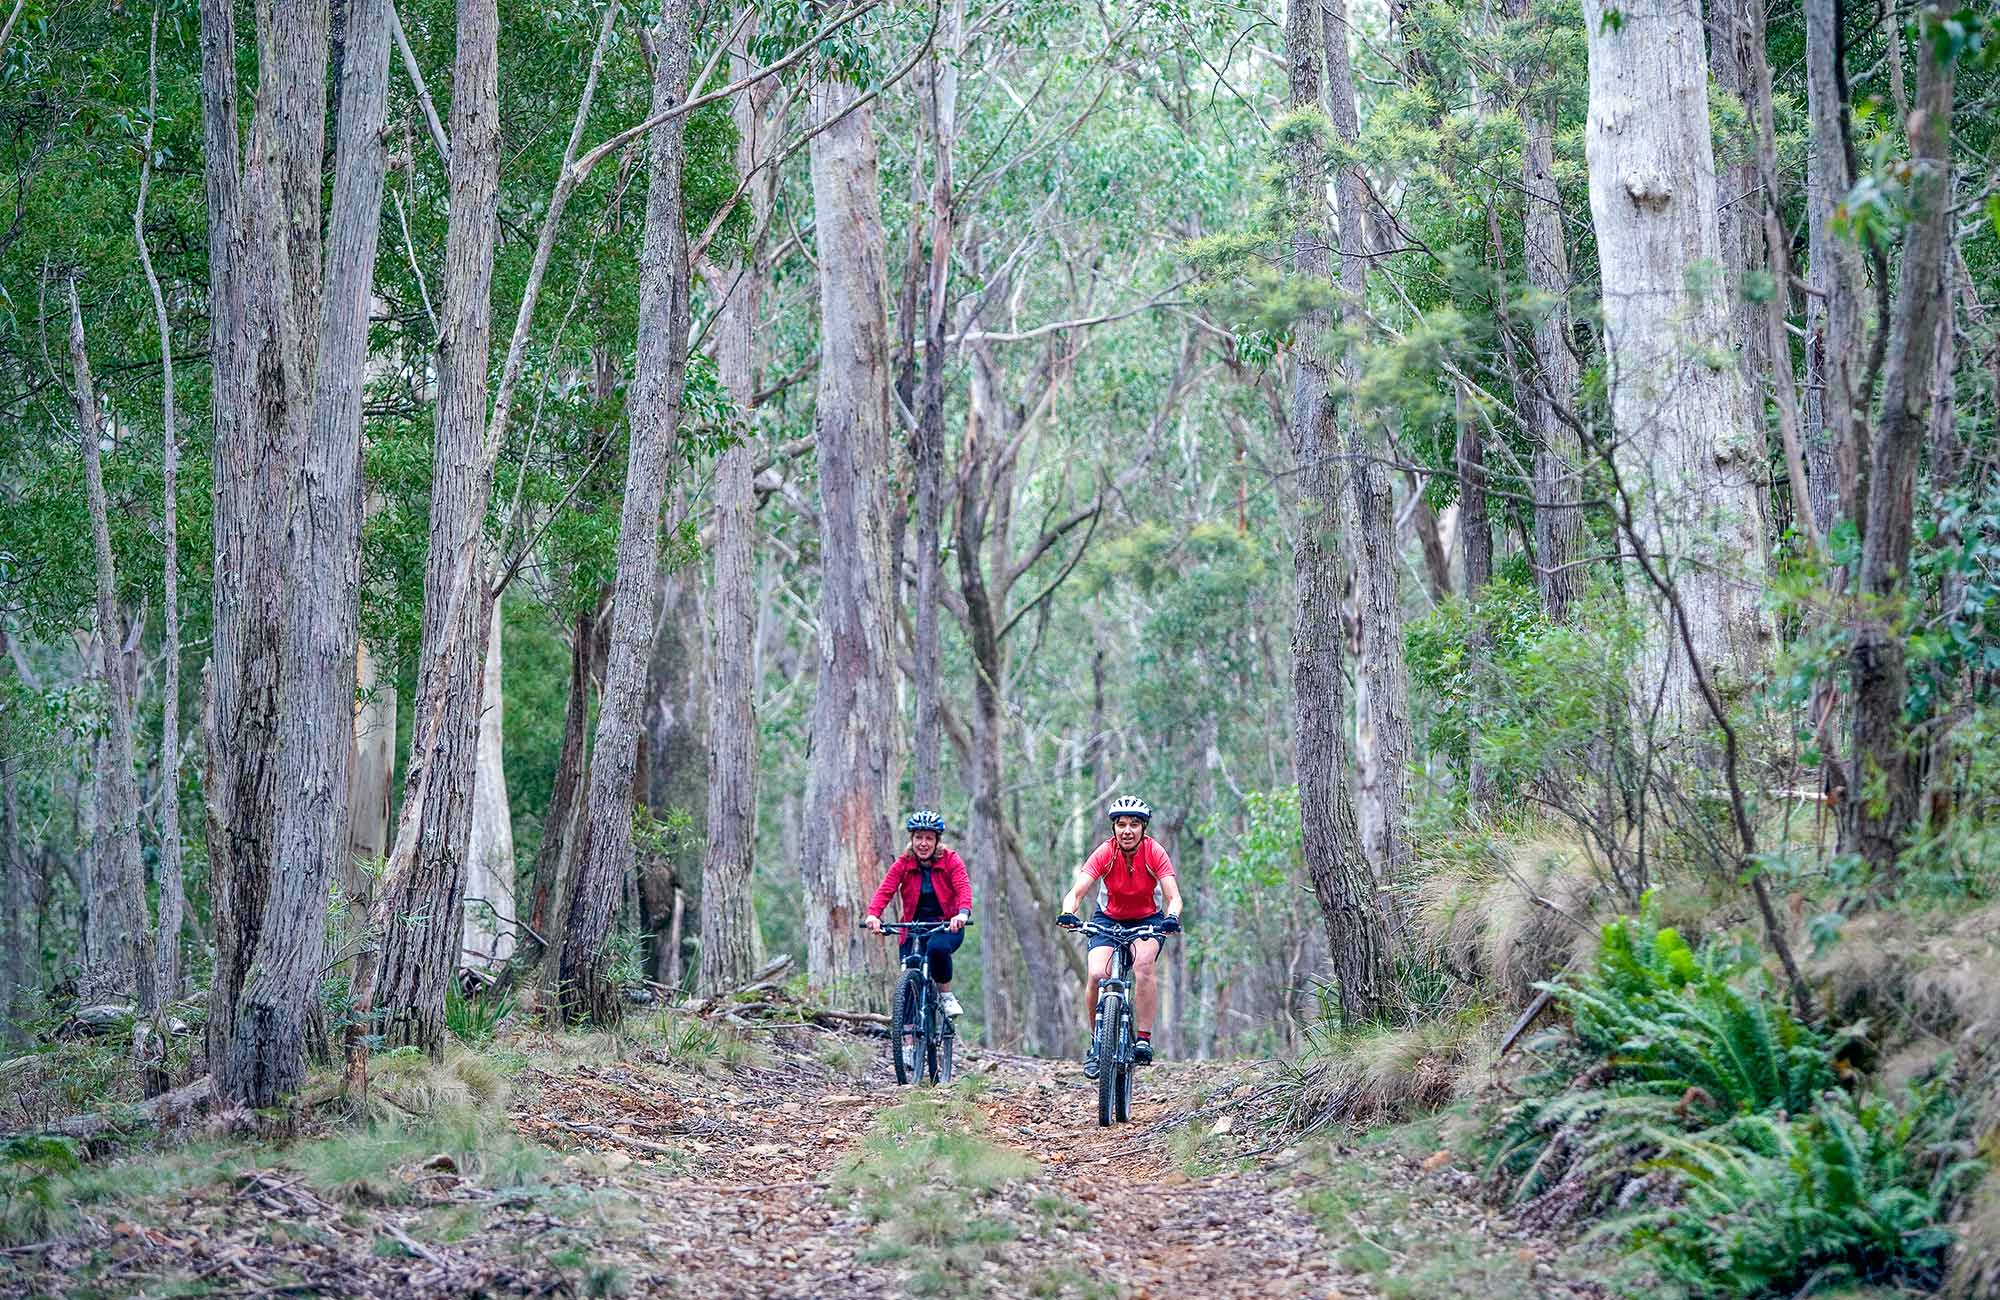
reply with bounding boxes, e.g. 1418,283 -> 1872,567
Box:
1081,837 -> 1175,921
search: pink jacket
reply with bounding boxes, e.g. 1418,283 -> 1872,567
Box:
867,848 -> 973,921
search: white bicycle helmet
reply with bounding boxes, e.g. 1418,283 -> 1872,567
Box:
1106,795 -> 1152,824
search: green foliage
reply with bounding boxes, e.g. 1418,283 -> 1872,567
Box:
1486,899 -> 1839,1218
445,981 -> 518,1046
1406,576 -> 1639,808
0,1136 -> 83,1245
1624,1083 -> 1982,1297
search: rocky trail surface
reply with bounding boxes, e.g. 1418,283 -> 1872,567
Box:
1,1022 -> 1610,1299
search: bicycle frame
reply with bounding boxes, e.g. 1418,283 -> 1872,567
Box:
878,920 -> 967,1086
1073,920 -> 1170,1125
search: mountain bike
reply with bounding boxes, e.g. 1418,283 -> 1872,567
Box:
879,920 -> 968,1086
1068,919 -> 1172,1127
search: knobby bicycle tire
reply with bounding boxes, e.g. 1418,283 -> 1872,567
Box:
893,971 -> 925,1086
1095,993 -> 1123,1127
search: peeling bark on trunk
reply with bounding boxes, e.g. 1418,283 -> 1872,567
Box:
553,3 -> 694,1024
365,0 -> 502,1054
227,0 -> 391,1105
531,606 -> 599,944
1848,22 -> 1955,880
1581,0 -> 1772,727
66,284 -> 155,1013
1285,0 -> 1396,1025
802,69 -> 899,997
700,30 -> 772,995
1322,0 -> 1410,907
464,598 -> 517,971
198,0 -> 316,1085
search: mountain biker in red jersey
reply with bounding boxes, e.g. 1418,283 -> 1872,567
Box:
864,810 -> 972,1019
1056,796 -> 1182,1077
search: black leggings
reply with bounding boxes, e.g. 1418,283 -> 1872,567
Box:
900,927 -> 965,984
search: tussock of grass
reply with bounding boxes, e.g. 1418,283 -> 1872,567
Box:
815,1036 -> 872,1079
643,1013 -> 773,1074
837,1098 -> 1036,1296
1414,837 -> 1602,1009
1279,1012 -> 1493,1132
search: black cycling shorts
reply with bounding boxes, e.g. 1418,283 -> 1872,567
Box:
1085,908 -> 1166,951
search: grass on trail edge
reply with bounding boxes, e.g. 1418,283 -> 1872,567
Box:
833,1084 -> 1040,1298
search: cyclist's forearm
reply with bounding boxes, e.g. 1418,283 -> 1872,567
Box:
1160,875 -> 1183,917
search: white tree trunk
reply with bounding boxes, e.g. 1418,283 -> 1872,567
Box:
464,597 -> 516,970
1581,0 -> 1772,723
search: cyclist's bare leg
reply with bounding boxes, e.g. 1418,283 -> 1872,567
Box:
1084,945 -> 1114,1034
1132,938 -> 1162,1034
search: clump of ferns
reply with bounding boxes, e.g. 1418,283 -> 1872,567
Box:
1483,893 -> 1850,1228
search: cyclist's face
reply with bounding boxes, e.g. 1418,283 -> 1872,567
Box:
910,830 -> 940,858
1112,816 -> 1145,849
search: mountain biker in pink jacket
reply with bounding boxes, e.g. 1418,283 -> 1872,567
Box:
1057,796 -> 1183,1076
864,810 -> 972,1018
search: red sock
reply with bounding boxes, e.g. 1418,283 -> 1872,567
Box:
1137,1030 -> 1151,1041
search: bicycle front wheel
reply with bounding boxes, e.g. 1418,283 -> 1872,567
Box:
893,972 -> 925,1085
1095,993 -> 1123,1127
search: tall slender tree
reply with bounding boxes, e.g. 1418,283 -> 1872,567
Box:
553,0 -> 696,1023
1285,0 -> 1395,1024
227,0 -> 393,1104
65,280 -> 155,1013
363,0 -> 504,1052
800,56 -> 900,995
700,12 -> 776,996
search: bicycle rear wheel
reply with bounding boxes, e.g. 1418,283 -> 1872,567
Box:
1095,993 -> 1123,1127
893,972 -> 925,1085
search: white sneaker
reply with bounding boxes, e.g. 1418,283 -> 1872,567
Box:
940,992 -> 965,1018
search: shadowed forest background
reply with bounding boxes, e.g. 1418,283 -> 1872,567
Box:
1,0 -> 1998,1295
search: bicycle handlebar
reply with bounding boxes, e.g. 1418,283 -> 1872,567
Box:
876,919 -> 973,932
1071,920 -> 1173,943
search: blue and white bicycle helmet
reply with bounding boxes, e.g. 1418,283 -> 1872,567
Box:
905,809 -> 946,833
1106,795 -> 1152,824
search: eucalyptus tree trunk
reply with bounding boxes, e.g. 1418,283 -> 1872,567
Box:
1848,21 -> 1955,881
1581,0 -> 1772,727
700,25 -> 774,995
464,598 -> 517,970
133,33 -> 187,1007
345,641 -> 395,895
1322,0 -> 1410,905
1456,387 -> 1494,816
1510,0 -> 1583,622
802,69 -> 899,996
552,1 -> 694,1023
1284,0 -> 1395,1025
66,283 -> 155,1013
1708,0 -> 1772,540
1803,0 -> 1862,538
366,0 -> 502,1052
227,0 -> 391,1105
530,606 -> 599,942
197,0 -> 321,1084
910,0 -> 965,811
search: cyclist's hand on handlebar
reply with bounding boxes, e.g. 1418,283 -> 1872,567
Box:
948,914 -> 968,933
1160,915 -> 1182,935
864,914 -> 883,934
1057,911 -> 1082,931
